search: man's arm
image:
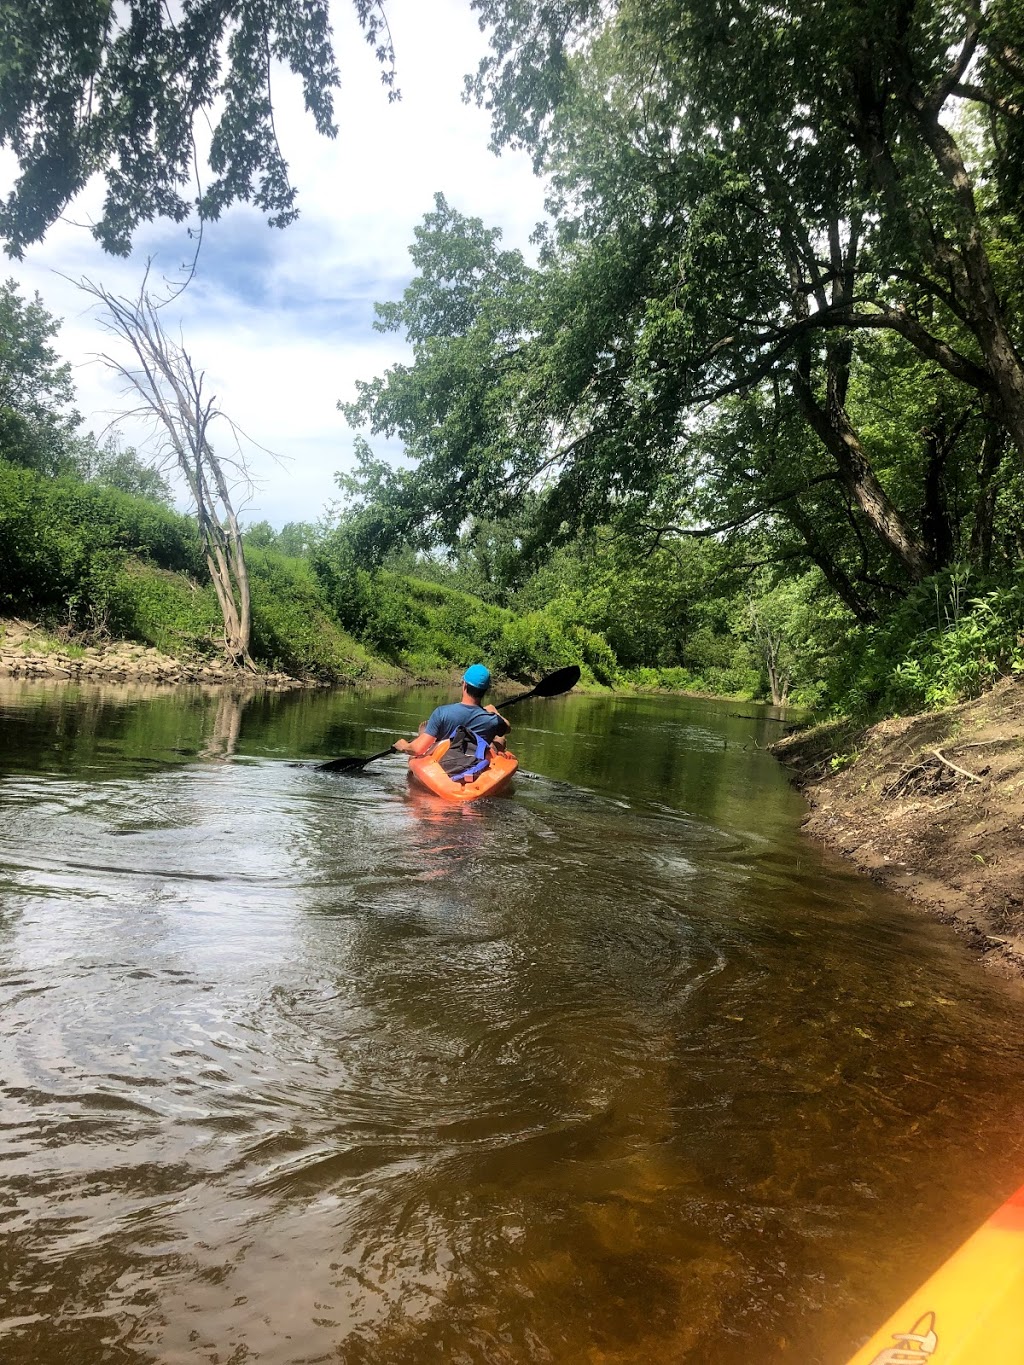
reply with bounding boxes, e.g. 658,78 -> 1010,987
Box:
393,731 -> 436,756
395,709 -> 444,756
484,704 -> 511,737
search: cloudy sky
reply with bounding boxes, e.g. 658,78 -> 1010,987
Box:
2,0 -> 548,527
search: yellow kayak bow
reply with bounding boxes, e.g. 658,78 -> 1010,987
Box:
846,1184 -> 1024,1363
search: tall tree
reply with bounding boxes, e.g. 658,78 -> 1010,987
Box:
72,434 -> 174,504
344,0 -> 1024,614
466,0 -> 1024,545
83,280 -> 256,665
0,0 -> 398,257
0,278 -> 80,472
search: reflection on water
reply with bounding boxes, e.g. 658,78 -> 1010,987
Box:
1,677 -> 1024,1364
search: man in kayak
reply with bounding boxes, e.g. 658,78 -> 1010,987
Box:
393,664 -> 510,772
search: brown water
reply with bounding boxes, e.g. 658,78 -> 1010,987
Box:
1,678 -> 1023,1365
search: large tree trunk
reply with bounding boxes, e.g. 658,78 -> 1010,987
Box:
791,365 -> 931,581
783,229 -> 930,582
921,406 -> 963,570
849,38 -> 1024,460
913,112 -> 1024,460
199,467 -> 252,665
204,541 -> 250,664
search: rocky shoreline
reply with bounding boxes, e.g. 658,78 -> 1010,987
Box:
0,617 -> 313,691
773,678 -> 1024,977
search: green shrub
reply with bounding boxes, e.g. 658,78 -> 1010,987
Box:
618,663 -> 754,696
572,626 -> 619,686
106,561 -> 223,654
246,548 -> 375,678
0,460 -> 203,627
824,571 -> 1024,715
311,533 -> 621,682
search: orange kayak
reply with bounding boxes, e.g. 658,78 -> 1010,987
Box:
407,740 -> 518,803
845,1183 -> 1024,1363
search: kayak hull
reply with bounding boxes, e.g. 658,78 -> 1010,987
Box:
845,1183 -> 1024,1364
407,747 -> 518,803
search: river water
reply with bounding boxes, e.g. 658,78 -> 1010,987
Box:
1,678 -> 1023,1364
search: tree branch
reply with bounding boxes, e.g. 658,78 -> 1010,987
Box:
930,11 -> 984,112
636,472 -> 840,542
952,82 -> 1024,119
689,300 -> 993,403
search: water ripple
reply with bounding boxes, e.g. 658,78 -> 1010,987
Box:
2,688 -> 1024,1365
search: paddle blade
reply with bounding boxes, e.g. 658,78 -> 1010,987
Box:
530,664 -> 581,698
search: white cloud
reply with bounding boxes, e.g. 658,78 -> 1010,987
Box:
1,0 -> 548,526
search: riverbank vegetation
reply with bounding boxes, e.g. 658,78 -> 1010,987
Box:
334,0 -> 1024,719
3,0 -> 1024,718
0,445 -> 763,691
0,284 -> 773,692
2,263 -> 1022,707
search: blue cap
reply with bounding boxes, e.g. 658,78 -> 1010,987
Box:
463,664 -> 491,693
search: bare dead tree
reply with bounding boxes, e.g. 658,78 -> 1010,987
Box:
80,277 -> 257,667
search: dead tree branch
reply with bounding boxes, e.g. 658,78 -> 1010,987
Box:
930,748 -> 983,783
78,273 -> 257,667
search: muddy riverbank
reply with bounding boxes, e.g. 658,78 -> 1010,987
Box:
774,678 -> 1024,975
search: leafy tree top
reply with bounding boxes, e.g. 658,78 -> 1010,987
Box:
0,277 -> 78,436
0,0 -> 398,257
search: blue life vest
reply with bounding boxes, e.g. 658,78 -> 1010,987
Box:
439,725 -> 492,783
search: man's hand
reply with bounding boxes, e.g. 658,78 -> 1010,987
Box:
401,731 -> 438,757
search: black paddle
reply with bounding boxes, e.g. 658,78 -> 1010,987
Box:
317,664 -> 581,773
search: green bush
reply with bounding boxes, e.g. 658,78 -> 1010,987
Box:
0,460 -> 203,627
103,551 -> 381,679
572,626 -> 619,687
311,533 -> 622,682
619,663 -> 756,696
824,571 -> 1024,715
106,561 -> 223,654
246,548 -> 376,678
489,610 -> 574,676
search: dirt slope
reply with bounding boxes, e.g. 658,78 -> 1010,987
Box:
773,678 -> 1024,974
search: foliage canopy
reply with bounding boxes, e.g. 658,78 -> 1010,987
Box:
338,0 -> 1024,713
0,0 -> 398,256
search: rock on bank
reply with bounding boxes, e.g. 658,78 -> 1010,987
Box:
773,679 -> 1024,974
0,617 -> 310,690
